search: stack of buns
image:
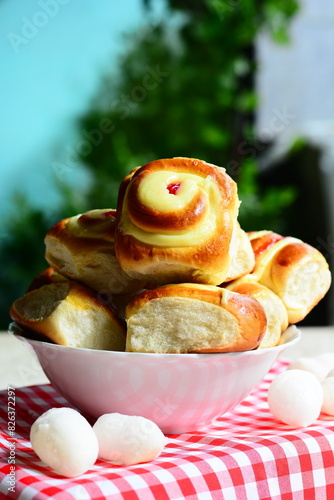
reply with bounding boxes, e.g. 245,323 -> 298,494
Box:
10,157 -> 332,353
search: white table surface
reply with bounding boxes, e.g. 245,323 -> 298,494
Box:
0,327 -> 333,391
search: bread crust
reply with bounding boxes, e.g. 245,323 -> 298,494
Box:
125,283 -> 266,353
115,158 -> 239,286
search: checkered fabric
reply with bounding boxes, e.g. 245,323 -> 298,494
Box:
1,359 -> 334,500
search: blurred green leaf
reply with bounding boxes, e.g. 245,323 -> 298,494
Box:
0,0 -> 300,328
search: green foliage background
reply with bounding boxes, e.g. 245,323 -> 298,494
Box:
1,0 -> 302,329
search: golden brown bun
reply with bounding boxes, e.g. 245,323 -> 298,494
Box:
224,222 -> 255,282
248,231 -> 332,323
10,281 -> 126,350
27,266 -> 134,323
115,158 -> 240,286
225,276 -> 288,348
125,283 -> 266,353
44,209 -> 146,295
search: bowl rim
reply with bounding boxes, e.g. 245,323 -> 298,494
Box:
8,321 -> 301,359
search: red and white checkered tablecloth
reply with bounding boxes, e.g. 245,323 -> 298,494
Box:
1,358 -> 334,500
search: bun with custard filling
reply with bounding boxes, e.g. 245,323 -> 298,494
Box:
115,157 -> 240,287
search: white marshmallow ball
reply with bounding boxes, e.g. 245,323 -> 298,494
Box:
287,357 -> 328,382
268,369 -> 323,427
321,377 -> 334,416
317,353 -> 334,376
93,413 -> 168,466
30,408 -> 99,477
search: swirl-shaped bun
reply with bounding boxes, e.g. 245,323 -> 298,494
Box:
115,158 -> 239,286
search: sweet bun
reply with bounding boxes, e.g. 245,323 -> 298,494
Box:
9,155 -> 332,355
10,281 -> 126,350
125,283 -> 266,353
27,267 -> 136,322
115,157 -> 240,286
44,209 -> 146,295
248,231 -> 332,323
225,276 -> 288,348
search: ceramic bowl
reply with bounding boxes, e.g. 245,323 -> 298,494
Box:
9,322 -> 300,434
